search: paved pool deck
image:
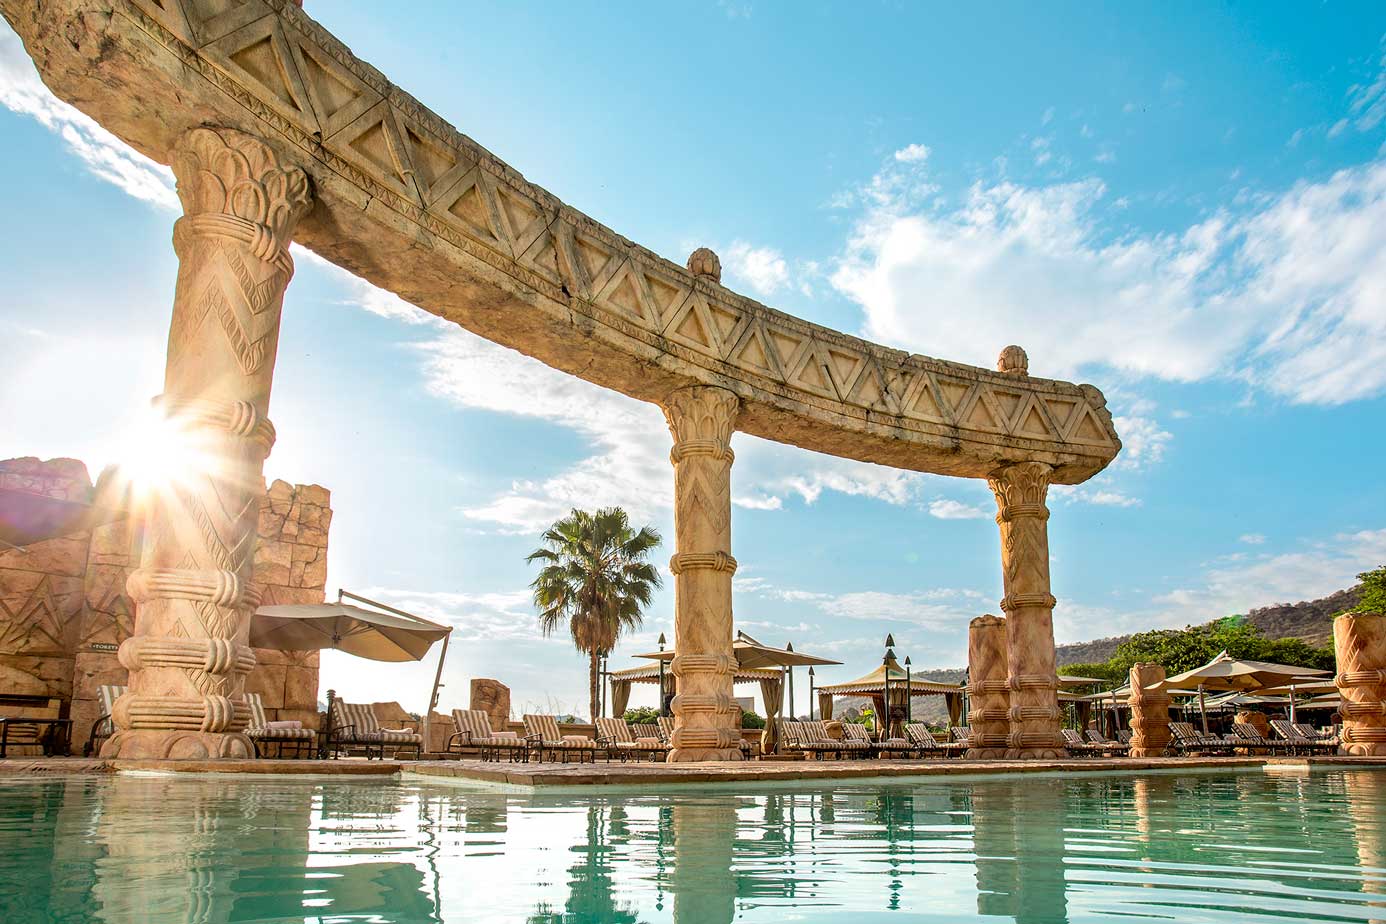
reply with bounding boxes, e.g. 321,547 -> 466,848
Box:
5,754 -> 1386,786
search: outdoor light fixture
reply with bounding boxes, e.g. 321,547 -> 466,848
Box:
657,632 -> 667,717
808,666 -> 816,721
786,642 -> 795,721
904,656 -> 912,723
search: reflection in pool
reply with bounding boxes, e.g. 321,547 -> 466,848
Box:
2,768 -> 1386,923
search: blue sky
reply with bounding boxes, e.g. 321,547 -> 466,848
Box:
3,2 -> 1385,719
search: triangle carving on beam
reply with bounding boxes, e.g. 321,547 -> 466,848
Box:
846,361 -> 900,414
824,346 -> 867,398
129,0 -> 195,45
991,388 -> 1026,430
725,319 -> 784,380
206,14 -> 320,136
784,341 -> 841,400
1066,405 -> 1114,446
897,371 -> 945,422
1043,396 -> 1081,435
333,101 -> 419,202
764,326 -> 811,382
515,226 -> 563,286
184,0 -> 268,46
1013,392 -> 1059,439
493,185 -> 549,259
961,386 -> 1008,434
663,292 -> 721,357
639,266 -> 693,331
430,166 -> 509,254
395,116 -> 472,204
594,260 -> 660,328
293,33 -> 381,137
934,376 -> 976,423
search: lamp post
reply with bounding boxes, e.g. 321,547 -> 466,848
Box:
599,653 -> 610,718
786,642 -> 795,721
808,666 -> 816,721
904,656 -> 912,724
657,633 -> 667,718
882,634 -> 896,740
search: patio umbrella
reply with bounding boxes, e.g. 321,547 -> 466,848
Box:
633,630 -> 842,670
252,590 -> 452,746
1153,650 -> 1329,733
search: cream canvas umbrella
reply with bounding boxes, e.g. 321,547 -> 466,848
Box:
252,590 -> 452,745
1152,650 -> 1329,733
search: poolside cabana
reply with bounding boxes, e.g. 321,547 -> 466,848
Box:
1154,650 -> 1331,733
609,662 -> 783,749
818,655 -> 963,738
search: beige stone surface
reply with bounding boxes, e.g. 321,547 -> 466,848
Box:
1335,611 -> 1386,756
470,678 -> 511,731
989,463 -> 1065,758
1127,662 -> 1172,758
664,387 -> 742,761
0,0 -> 1121,483
100,126 -> 312,760
965,614 -> 1009,758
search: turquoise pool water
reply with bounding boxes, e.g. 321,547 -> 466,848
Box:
2,768 -> 1386,923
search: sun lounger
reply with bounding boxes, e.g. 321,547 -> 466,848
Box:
781,720 -> 843,759
1085,729 -> 1129,754
1062,728 -> 1104,756
596,717 -> 668,762
1116,729 -> 1133,745
85,684 -> 125,756
449,709 -> 527,761
903,723 -> 953,758
1270,720 -> 1336,755
244,692 -> 316,758
1228,722 -> 1284,754
328,701 -> 423,759
523,714 -> 597,762
1169,721 -> 1236,755
842,721 -> 911,758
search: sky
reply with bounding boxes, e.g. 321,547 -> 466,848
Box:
3,2 -> 1386,721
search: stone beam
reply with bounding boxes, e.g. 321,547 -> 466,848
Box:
1,0 -> 1121,483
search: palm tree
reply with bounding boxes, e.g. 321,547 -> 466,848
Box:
526,507 -> 662,722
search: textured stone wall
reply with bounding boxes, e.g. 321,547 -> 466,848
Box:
0,458 -> 330,743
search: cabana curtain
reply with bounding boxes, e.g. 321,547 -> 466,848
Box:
611,679 -> 632,718
760,676 -> 783,754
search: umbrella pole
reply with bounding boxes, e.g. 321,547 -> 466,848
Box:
1289,684 -> 1297,724
423,633 -> 451,754
1198,685 -> 1208,735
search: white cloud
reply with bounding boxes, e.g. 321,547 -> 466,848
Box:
360,586 -> 539,641
928,498 -> 989,520
724,240 -> 793,296
1348,38 -> 1386,132
1052,484 -> 1141,508
831,149 -> 1386,405
1041,107 -> 1055,126
1239,533 -> 1267,545
733,493 -> 784,511
893,143 -> 931,164
1111,413 -> 1172,469
1031,136 -> 1053,166
0,29 -> 176,209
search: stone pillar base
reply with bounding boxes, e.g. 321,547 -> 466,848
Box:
1005,747 -> 1067,759
669,747 -> 744,762
966,747 -> 1009,760
101,729 -> 255,760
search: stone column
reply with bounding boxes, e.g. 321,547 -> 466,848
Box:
1127,662 -> 1171,757
966,614 -> 1010,758
988,461 -> 1065,758
104,127 -> 312,759
662,386 -> 742,762
1335,611 -> 1386,756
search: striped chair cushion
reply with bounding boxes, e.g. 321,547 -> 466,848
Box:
245,692 -> 269,729
905,723 -> 940,748
632,723 -> 661,741
523,713 -> 562,743
452,709 -> 521,747
834,723 -> 870,749
657,717 -> 674,742
596,718 -> 635,743
333,701 -> 380,736
95,684 -> 126,735
252,725 -> 316,741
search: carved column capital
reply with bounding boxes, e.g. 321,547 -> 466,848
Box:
988,461 -> 1052,521
172,126 -> 312,263
663,386 -> 739,461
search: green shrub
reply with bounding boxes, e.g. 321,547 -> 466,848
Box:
740,708 -> 766,729
622,706 -> 660,726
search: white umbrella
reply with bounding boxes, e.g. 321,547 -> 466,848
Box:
1152,650 -> 1329,733
253,590 -> 452,746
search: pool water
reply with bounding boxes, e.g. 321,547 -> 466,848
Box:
2,769 -> 1386,924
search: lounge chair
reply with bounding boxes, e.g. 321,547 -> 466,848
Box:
1228,722 -> 1283,754
1116,729 -> 1133,745
643,716 -> 758,758
1062,728 -> 1104,756
1169,721 -> 1236,755
449,709 -> 527,762
1270,720 -> 1336,756
596,717 -> 668,762
781,720 -> 843,759
327,700 -> 423,760
633,722 -> 662,742
245,692 -> 316,758
903,723 -> 953,758
843,721 -> 912,758
523,714 -> 597,762
85,684 -> 125,756
1085,729 -> 1129,754
949,726 -> 973,748
1294,722 -> 1339,748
